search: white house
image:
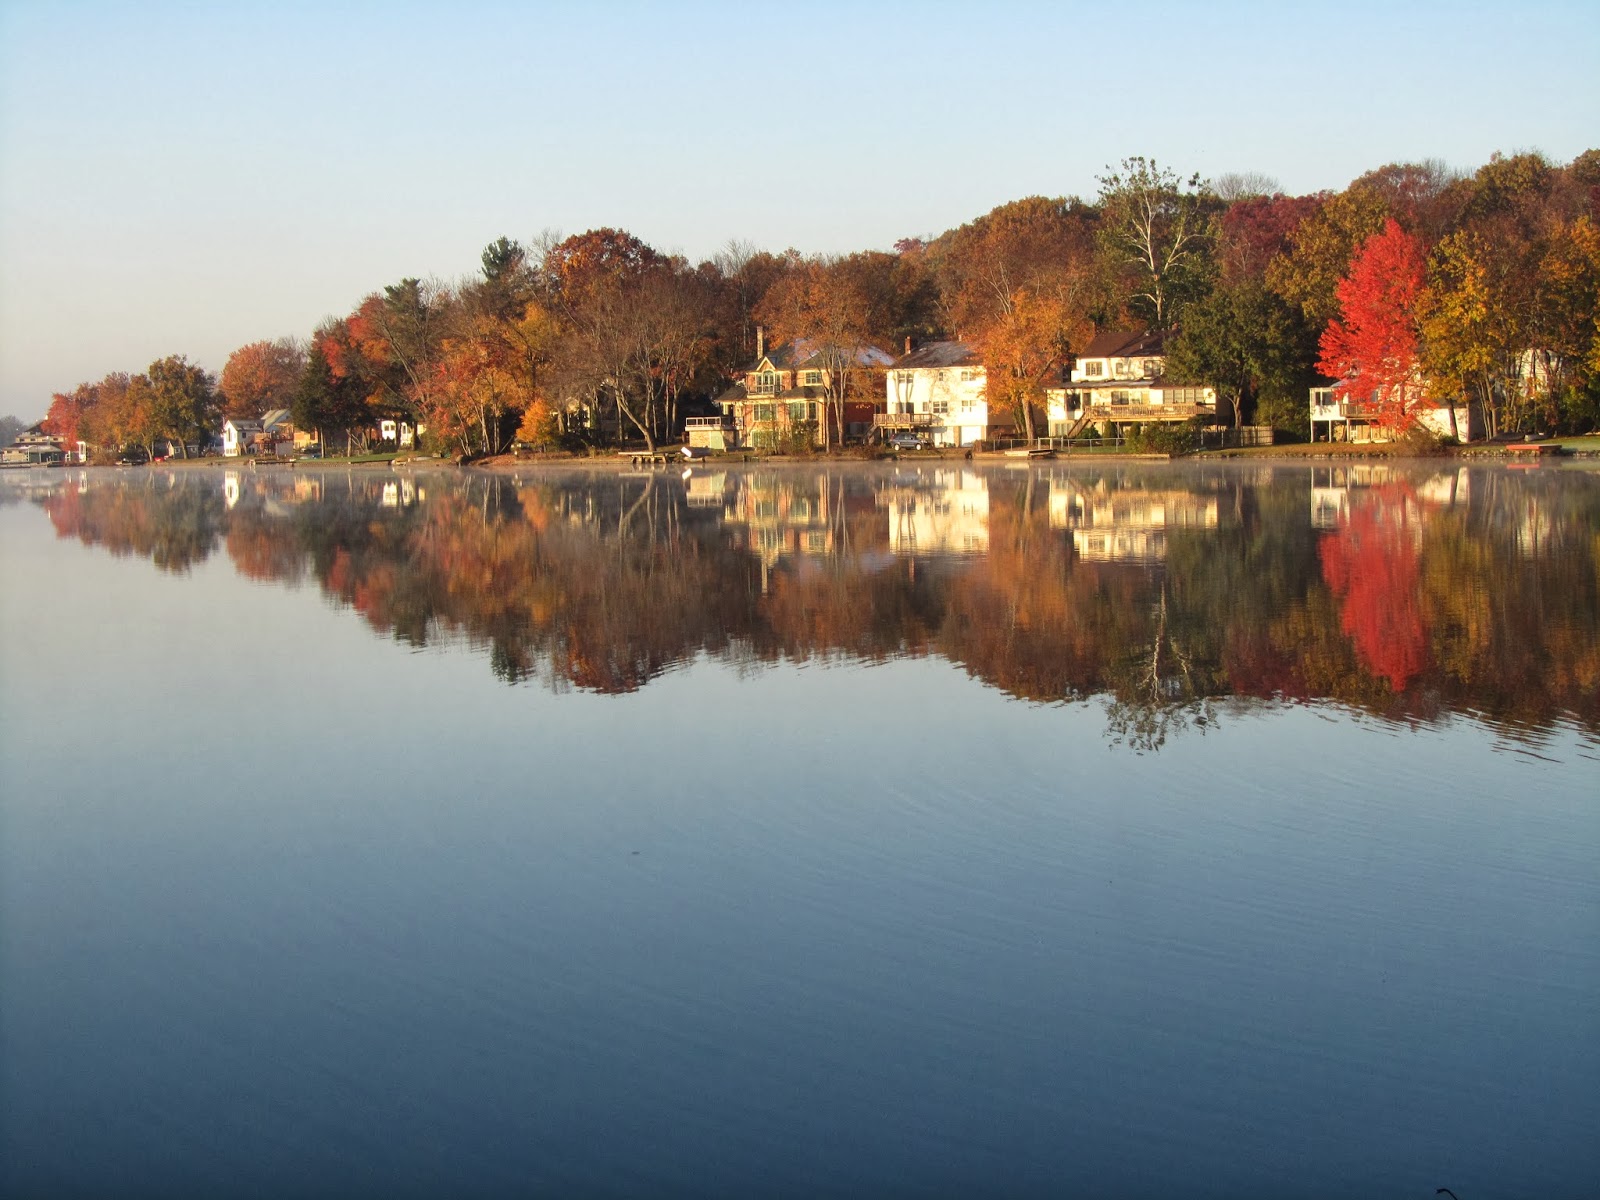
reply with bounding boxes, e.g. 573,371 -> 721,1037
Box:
1048,330 -> 1217,437
221,418 -> 263,457
1309,384 -> 1478,443
879,342 -> 1014,448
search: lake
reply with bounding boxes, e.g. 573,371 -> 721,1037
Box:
2,460 -> 1596,1199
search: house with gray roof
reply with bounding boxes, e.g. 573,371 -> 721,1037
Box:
879,341 -> 1015,449
717,327 -> 892,449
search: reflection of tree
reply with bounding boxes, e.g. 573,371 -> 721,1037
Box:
1318,484 -> 1430,693
1104,585 -> 1219,753
33,465 -> 1600,748
41,473 -> 225,573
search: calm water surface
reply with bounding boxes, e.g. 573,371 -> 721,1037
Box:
2,461 -> 1597,1198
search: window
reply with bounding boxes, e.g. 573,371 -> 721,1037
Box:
1143,359 -> 1160,377
752,371 -> 780,396
801,370 -> 823,386
958,369 -> 979,383
788,402 -> 809,422
1111,390 -> 1131,406
1082,361 -> 1104,378
931,399 -> 949,416
1113,360 -> 1129,379
754,404 -> 776,422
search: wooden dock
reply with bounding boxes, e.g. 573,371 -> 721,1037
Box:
620,450 -> 673,467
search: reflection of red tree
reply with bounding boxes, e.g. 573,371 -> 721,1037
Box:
1318,486 -> 1429,692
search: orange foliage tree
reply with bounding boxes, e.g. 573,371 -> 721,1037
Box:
219,338 -> 305,420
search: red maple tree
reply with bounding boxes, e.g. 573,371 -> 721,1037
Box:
1317,218 -> 1428,433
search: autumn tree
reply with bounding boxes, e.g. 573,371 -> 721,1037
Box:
757,255 -> 884,449
711,239 -> 801,367
1096,157 -> 1218,329
1317,220 -> 1429,435
1348,159 -> 1466,243
1531,216 -> 1600,430
415,239 -> 560,457
1267,187 -> 1389,327
928,195 -> 1099,337
45,384 -> 97,452
294,337 -> 369,453
219,338 -> 306,420
543,228 -> 671,450
971,286 -> 1094,441
1216,192 -> 1321,288
925,197 -> 1099,441
145,355 -> 218,457
1417,230 -> 1525,438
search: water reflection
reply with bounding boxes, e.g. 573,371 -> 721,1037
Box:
11,461 -> 1600,748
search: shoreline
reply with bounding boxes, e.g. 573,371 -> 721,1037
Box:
57,438 -> 1600,475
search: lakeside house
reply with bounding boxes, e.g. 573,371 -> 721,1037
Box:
1,424 -> 69,466
1309,383 -> 1479,443
221,417 -> 264,457
717,329 -> 892,449
1047,330 -> 1219,438
878,341 -> 1015,448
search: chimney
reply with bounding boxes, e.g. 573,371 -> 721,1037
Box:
904,336 -> 912,356
756,326 -> 765,359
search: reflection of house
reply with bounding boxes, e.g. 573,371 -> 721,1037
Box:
1048,481 -> 1219,562
684,470 -> 730,508
381,478 -> 419,508
880,468 -> 990,554
1311,465 -> 1469,529
1309,384 -> 1478,443
1048,330 -> 1217,437
717,329 -> 891,449
878,342 -> 1014,448
722,472 -> 841,565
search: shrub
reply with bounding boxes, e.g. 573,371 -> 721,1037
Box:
1129,423 -> 1199,455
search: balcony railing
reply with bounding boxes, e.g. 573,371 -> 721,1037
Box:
1088,402 -> 1213,421
1311,399 -> 1364,418
874,412 -> 940,429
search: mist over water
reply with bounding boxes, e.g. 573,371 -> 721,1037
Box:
2,462 -> 1596,1198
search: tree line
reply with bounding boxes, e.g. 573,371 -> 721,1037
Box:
40,150 -> 1600,458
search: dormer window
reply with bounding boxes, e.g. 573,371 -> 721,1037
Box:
1113,360 -> 1130,379
1082,360 -> 1104,378
752,370 -> 780,396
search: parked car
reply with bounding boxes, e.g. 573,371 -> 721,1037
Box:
297,445 -> 323,460
890,432 -> 931,450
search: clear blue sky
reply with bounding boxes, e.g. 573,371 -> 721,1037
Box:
2,0 -> 1595,420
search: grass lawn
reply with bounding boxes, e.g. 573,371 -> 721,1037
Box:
1551,435 -> 1600,451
